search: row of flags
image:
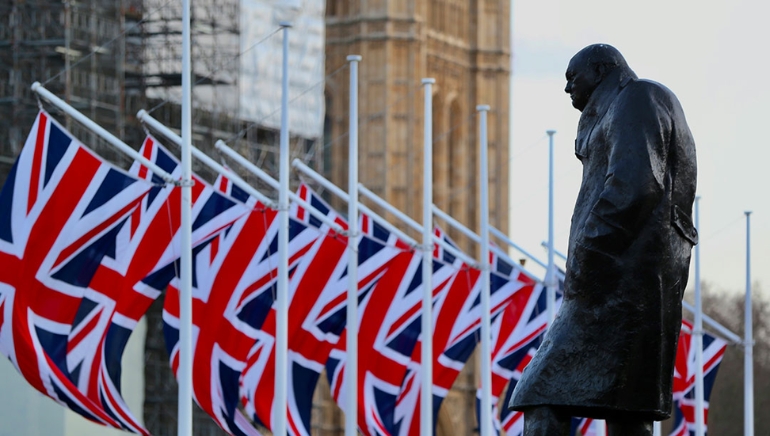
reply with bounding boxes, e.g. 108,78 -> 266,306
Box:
0,112 -> 727,436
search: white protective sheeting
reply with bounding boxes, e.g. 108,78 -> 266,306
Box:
240,0 -> 326,139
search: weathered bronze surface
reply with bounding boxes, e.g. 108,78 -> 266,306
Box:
508,44 -> 698,426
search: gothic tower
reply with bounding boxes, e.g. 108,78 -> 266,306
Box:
324,0 -> 509,249
317,1 -> 511,434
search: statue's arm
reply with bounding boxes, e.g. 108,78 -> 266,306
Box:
582,84 -> 672,254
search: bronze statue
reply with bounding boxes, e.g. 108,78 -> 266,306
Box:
508,44 -> 698,436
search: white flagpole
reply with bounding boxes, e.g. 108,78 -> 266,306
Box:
744,211 -> 753,436
421,78 -> 435,436
477,105 -> 493,436
431,205 -> 540,284
356,184 -> 475,266
345,54 -> 362,436
31,83 -> 174,183
545,130 -> 557,327
275,21 -> 292,436
210,140 -> 341,231
137,111 -> 277,208
292,160 -> 421,249
178,0 -> 194,434
492,227 -> 548,270
694,197 -> 705,436
653,421 -> 662,436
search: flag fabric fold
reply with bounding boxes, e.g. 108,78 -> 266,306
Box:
669,320 -> 727,436
240,183 -> 350,436
0,111 -> 154,430
397,238 -> 532,436
477,270 -> 564,436
75,136 -> 249,434
327,226 -> 465,436
67,135 -> 182,434
163,181 -> 328,435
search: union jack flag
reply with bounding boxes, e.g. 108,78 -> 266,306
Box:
669,320 -> 727,436
479,271 -> 564,436
0,112 -> 153,429
66,135 -> 179,434
396,239 -> 529,436
67,136 -> 250,434
163,181 -> 322,435
327,226 -> 463,436
241,185 -> 345,435
242,211 -> 408,436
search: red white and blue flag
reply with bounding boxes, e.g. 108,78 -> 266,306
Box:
0,111 -> 153,429
326,226 -> 463,436
397,241 -> 530,436
669,320 -> 727,436
479,272 -> 561,435
240,184 -> 350,436
66,135 -> 181,434
393,230 -> 473,436
68,136 -> 249,434
163,181 -> 323,436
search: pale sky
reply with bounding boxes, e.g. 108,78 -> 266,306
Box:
508,0 -> 769,298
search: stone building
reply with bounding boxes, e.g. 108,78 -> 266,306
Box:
316,1 -> 511,434
0,0 -> 510,434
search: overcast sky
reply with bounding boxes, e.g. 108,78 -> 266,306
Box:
508,0 -> 769,298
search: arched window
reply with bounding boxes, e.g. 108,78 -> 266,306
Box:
432,92 -> 447,209
448,99 -> 474,251
323,91 -> 333,179
465,102 -> 478,248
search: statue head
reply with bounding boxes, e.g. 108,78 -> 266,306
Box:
565,44 -> 632,112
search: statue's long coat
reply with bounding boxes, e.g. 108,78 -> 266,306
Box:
509,68 -> 698,421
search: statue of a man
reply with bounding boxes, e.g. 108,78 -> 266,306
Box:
508,44 -> 699,436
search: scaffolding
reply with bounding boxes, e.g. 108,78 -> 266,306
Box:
0,0 -> 146,172
139,0 -> 326,184
142,0 -> 240,130
0,0 -> 325,180
0,1 -> 326,434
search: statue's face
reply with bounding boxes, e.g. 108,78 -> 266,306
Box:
564,56 -> 601,112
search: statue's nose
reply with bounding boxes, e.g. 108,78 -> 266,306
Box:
565,82 -> 572,94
